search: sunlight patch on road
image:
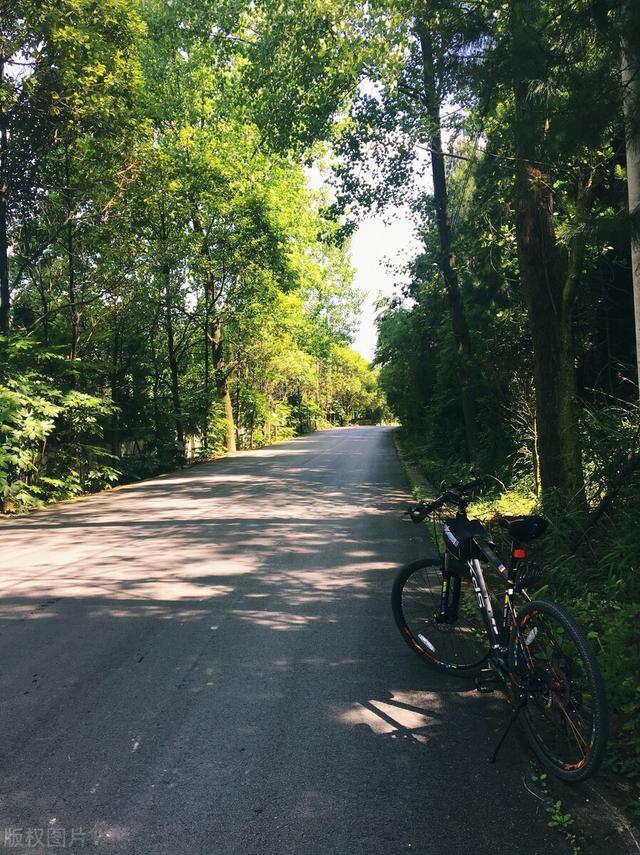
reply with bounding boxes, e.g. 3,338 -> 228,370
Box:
370,700 -> 431,729
333,691 -> 442,737
335,702 -> 397,734
86,605 -> 212,619
389,689 -> 444,710
230,609 -> 319,630
242,447 -> 310,458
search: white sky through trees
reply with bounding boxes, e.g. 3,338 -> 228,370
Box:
306,163 -> 421,363
350,212 -> 421,362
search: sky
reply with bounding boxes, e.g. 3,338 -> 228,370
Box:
349,212 -> 421,362
306,163 -> 423,364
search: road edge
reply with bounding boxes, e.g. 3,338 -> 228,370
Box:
391,429 -> 434,500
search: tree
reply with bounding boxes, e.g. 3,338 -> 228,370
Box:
1,0 -> 144,359
620,0 -> 640,394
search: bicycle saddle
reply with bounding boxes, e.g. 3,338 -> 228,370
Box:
499,515 -> 548,541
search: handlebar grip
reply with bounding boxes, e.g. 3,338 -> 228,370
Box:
408,504 -> 429,523
407,497 -> 442,523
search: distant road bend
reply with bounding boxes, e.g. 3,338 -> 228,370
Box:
0,426 -> 567,854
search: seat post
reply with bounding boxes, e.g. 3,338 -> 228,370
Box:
509,540 -> 517,575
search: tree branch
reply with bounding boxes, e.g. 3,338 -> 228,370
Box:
562,164 -> 603,316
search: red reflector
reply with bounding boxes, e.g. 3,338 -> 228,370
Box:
513,548 -> 526,559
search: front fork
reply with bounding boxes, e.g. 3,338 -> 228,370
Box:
436,554 -> 501,638
436,555 -> 461,624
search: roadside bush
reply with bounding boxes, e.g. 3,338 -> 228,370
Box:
0,371 -> 117,511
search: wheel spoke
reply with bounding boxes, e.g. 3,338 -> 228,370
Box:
510,600 -> 606,780
554,698 -> 589,757
392,560 -> 490,673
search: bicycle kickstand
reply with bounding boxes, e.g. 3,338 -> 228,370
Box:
489,697 -> 527,764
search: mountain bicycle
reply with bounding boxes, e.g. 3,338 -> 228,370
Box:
391,478 -> 608,782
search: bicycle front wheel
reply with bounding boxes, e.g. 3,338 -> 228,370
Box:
509,599 -> 608,782
391,558 -> 491,675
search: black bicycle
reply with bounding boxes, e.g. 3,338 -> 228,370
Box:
392,478 -> 608,782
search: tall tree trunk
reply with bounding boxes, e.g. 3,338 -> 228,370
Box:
159,207 -> 184,449
110,323 -> 121,457
37,275 -> 50,346
191,213 -> 230,452
0,51 -> 10,355
150,316 -> 162,439
211,318 -> 236,453
64,144 -> 79,360
509,1 -> 585,512
621,4 -> 640,395
234,379 -> 241,448
203,274 -> 210,450
416,22 -> 477,461
163,263 -> 184,447
532,414 -> 540,496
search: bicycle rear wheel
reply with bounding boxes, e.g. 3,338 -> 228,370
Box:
509,600 -> 608,782
391,558 -> 491,675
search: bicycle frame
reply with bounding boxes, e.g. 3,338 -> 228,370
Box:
439,537 -> 530,663
467,558 -> 504,650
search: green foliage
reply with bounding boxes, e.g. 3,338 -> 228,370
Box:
547,800 -> 573,832
0,353 -> 117,510
569,588 -> 640,780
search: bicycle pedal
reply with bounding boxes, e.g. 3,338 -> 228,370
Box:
475,672 -> 501,694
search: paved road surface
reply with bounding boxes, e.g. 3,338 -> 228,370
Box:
0,427 -> 566,854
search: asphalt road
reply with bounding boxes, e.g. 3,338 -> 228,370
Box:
0,427 -> 567,854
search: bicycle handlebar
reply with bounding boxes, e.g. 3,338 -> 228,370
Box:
406,477 -> 483,524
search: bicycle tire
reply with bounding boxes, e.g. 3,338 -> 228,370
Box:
508,599 -> 608,782
391,558 -> 491,675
